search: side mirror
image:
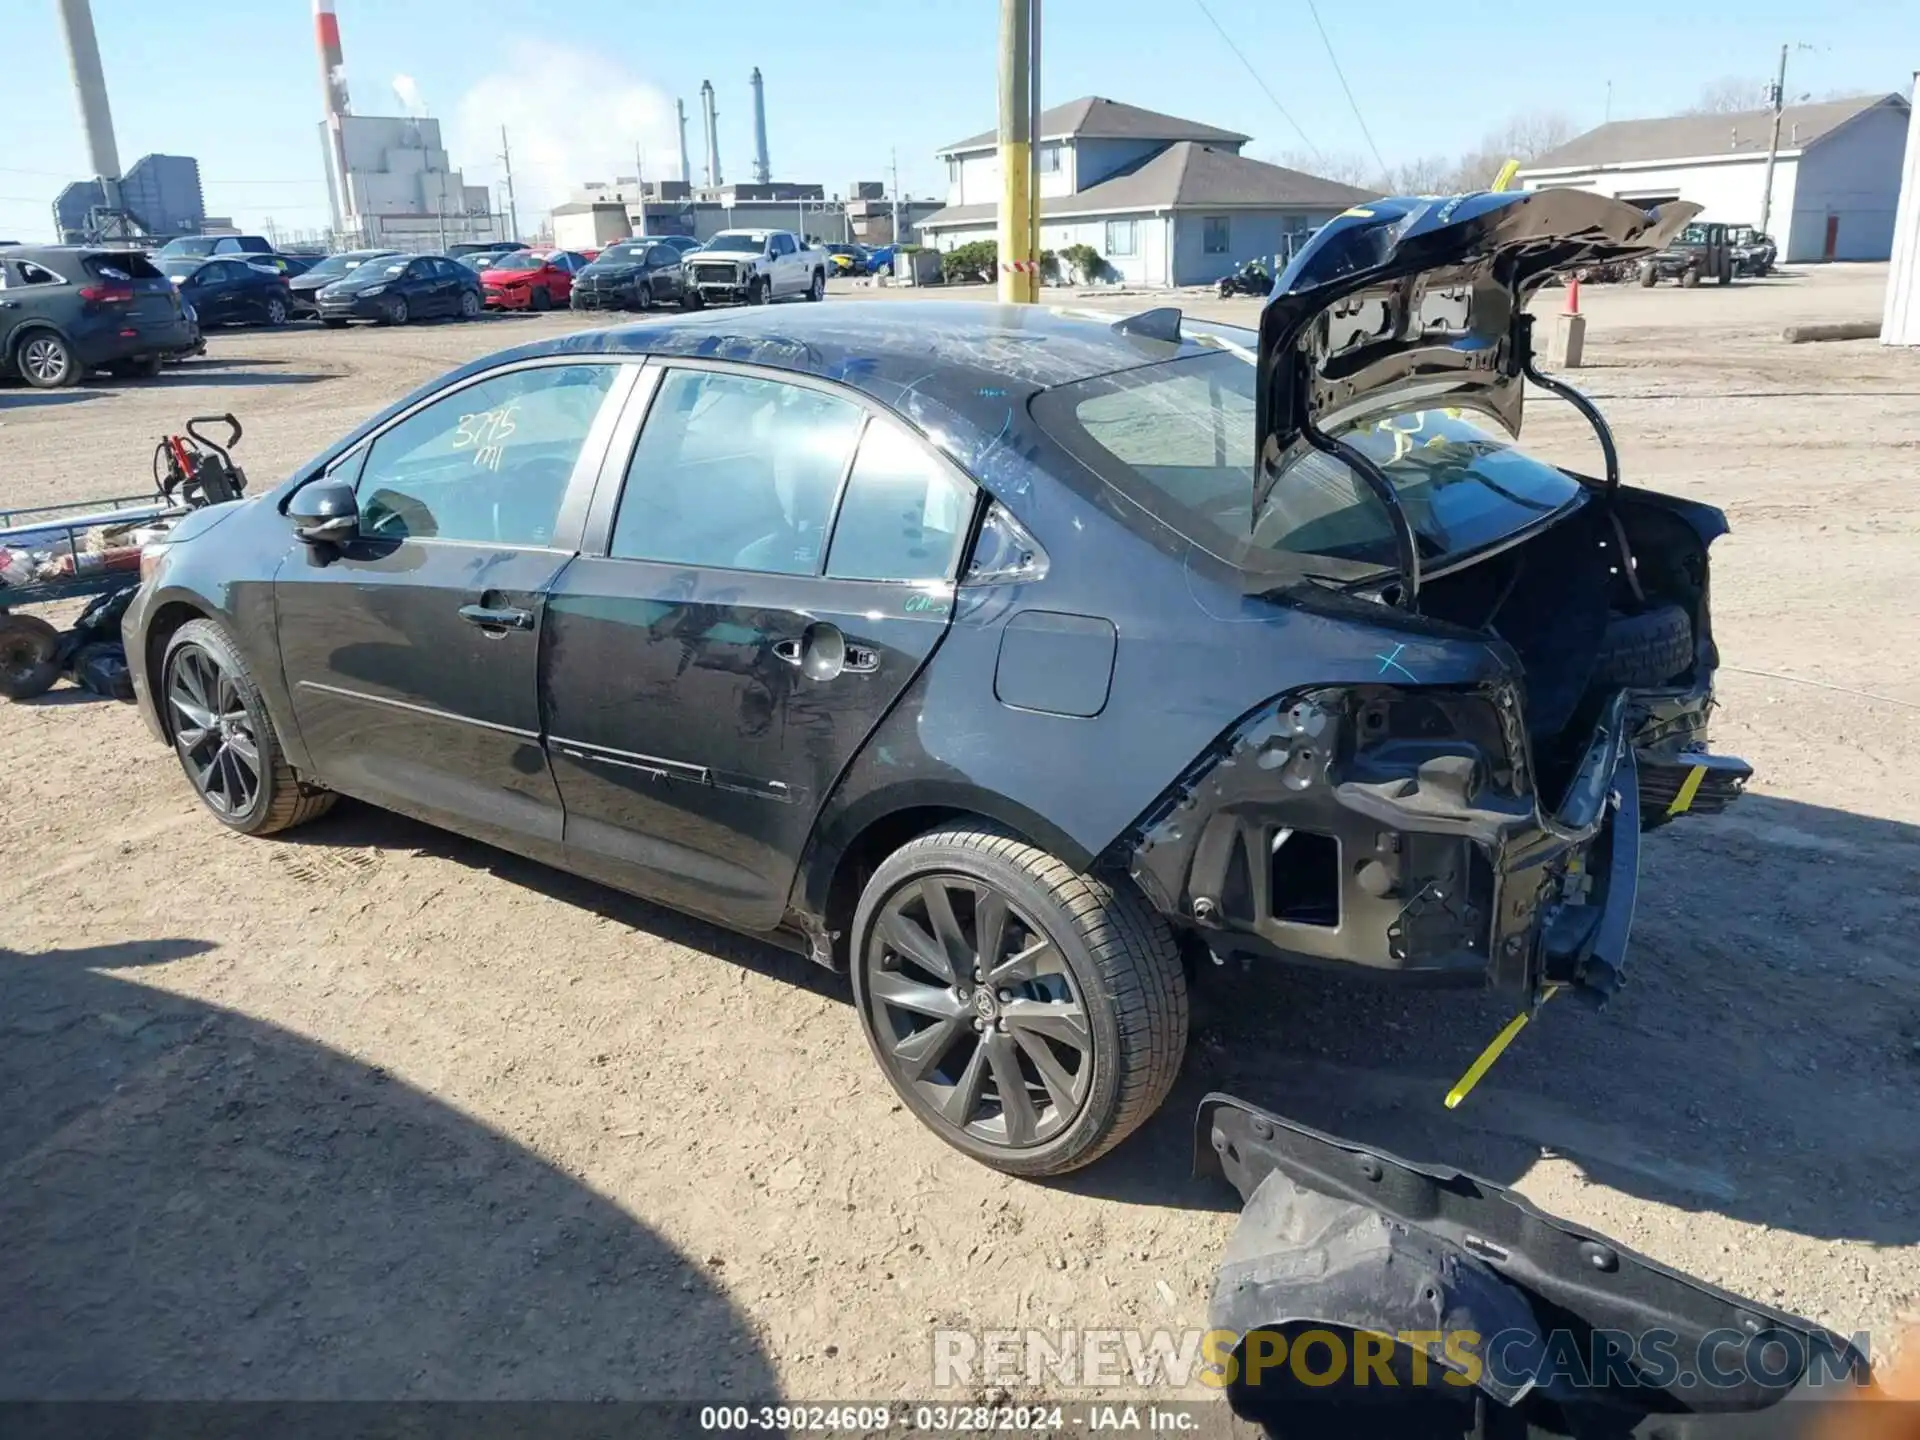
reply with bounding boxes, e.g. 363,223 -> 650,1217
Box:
288,479 -> 359,545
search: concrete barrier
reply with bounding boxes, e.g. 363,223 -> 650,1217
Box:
1782,321 -> 1882,344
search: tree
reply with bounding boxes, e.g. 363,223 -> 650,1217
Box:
1689,77 -> 1772,114
1270,148 -> 1375,186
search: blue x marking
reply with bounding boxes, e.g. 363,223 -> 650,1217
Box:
1375,643 -> 1418,681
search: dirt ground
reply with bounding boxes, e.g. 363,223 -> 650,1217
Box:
1,264 -> 1916,1405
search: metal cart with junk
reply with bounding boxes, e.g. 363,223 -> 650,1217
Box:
0,415 -> 247,702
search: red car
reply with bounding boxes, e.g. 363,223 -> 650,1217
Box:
479,250 -> 586,310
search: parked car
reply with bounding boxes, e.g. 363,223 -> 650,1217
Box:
864,244 -> 896,277
287,249 -> 402,316
126,190 -> 1743,1177
154,234 -> 274,262
823,244 -> 868,277
569,238 -> 691,311
230,252 -> 317,279
447,241 -> 525,262
453,250 -> 511,272
480,250 -> 579,310
1639,221 -> 1733,287
648,235 -> 703,258
0,244 -> 193,387
314,254 -> 483,326
158,255 -> 296,328
1728,225 -> 1777,277
685,229 -> 828,305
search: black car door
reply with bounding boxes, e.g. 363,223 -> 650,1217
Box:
189,262 -> 234,323
646,246 -> 682,302
274,358 -> 637,851
539,362 -> 977,930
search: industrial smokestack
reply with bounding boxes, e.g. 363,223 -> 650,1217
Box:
54,0 -> 123,211
676,99 -> 691,186
700,79 -> 722,189
750,68 -> 771,185
312,0 -> 356,236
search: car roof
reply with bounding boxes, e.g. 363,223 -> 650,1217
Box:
495,300 -> 1235,394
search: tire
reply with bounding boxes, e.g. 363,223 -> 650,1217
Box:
161,618 -> 336,836
531,285 -> 552,312
1594,603 -> 1694,687
1717,262 -> 1732,286
807,269 -> 826,302
1681,266 -> 1700,288
458,290 -> 482,319
851,824 -> 1188,1177
15,329 -> 78,389
1639,264 -> 1657,288
0,613 -> 62,700
380,297 -> 409,326
748,277 -> 769,306
321,318 -> 348,329
264,295 -> 289,327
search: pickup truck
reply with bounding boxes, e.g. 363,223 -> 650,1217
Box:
683,229 -> 828,306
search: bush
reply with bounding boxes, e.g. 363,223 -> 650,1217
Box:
1059,243 -> 1109,284
1039,249 -> 1062,283
942,239 -> 998,284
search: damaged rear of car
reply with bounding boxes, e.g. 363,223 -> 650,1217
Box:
1053,190 -> 1750,1016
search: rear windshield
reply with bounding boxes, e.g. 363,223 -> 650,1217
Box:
1033,349 -> 1582,576
87,252 -> 163,281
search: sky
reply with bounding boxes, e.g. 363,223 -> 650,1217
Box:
7,0 -> 1916,243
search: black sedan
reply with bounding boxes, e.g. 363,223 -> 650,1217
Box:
286,249 -> 400,315
568,238 -> 691,311
158,255 -> 296,328
125,191 -> 1745,1177
314,254 -> 483,326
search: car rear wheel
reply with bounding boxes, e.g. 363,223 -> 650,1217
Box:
459,290 -> 482,319
851,825 -> 1188,1177
0,613 -> 62,700
1639,264 -> 1657,288
16,330 -> 77,389
264,295 -> 289,327
162,618 -> 336,836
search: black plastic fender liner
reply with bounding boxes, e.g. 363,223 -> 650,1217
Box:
1196,1094 -> 1873,1432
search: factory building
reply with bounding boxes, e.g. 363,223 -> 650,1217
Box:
55,153 -> 204,243
1517,92 -> 1912,263
311,0 -> 502,249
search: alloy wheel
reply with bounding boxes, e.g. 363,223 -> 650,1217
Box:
864,875 -> 1092,1149
21,335 -> 71,386
168,645 -> 261,817
266,297 -> 288,326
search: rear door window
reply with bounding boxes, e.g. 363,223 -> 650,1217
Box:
825,417 -> 976,582
351,364 -> 620,546
609,369 -> 863,575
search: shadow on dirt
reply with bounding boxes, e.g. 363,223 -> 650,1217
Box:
0,388 -> 113,409
117,368 -> 333,389
0,937 -> 781,1400
255,790 -> 1918,1250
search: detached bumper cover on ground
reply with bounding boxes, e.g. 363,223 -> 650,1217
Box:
1196,1094 -> 1871,1436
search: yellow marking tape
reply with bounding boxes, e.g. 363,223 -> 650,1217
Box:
1490,159 -> 1521,193
1445,985 -> 1559,1109
1666,763 -> 1708,817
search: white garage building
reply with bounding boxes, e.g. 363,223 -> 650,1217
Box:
1516,92 -> 1911,263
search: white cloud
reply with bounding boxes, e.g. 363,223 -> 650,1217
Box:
451,45 -> 680,215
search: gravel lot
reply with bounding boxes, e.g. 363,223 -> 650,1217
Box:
1,265 -> 1915,1403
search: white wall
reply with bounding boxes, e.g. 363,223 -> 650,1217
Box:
1168,209 -> 1340,285
1790,102 -> 1910,261
1522,155 -> 1798,234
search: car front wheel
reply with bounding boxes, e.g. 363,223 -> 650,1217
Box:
808,269 -> 826,302
264,295 -> 289,326
459,290 -> 482,318
381,296 -> 409,325
162,618 -> 336,836
851,825 -> 1188,1177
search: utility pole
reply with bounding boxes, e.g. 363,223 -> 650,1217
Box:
890,147 -> 901,247
1604,79 -> 1612,124
996,0 -> 1034,303
1759,44 -> 1789,237
499,125 -> 520,243
1029,0 -> 1042,292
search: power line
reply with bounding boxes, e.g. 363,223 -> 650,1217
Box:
1191,0 -> 1321,160
1301,0 -> 1387,175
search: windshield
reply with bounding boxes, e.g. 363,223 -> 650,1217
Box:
157,237 -> 218,259
1034,350 -> 1582,576
595,242 -> 648,263
363,259 -> 411,279
307,251 -> 388,279
489,252 -> 542,271
1679,224 -> 1711,244
702,234 -> 765,254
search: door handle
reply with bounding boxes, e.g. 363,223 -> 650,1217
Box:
771,638 -> 804,666
459,602 -> 534,631
843,645 -> 879,674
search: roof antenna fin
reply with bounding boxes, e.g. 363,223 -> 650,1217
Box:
1111,307 -> 1182,344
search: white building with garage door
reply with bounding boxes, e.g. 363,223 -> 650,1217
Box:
1516,92 -> 1911,263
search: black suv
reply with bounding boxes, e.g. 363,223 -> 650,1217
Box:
0,245 -> 193,387
126,190 -> 1748,1176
